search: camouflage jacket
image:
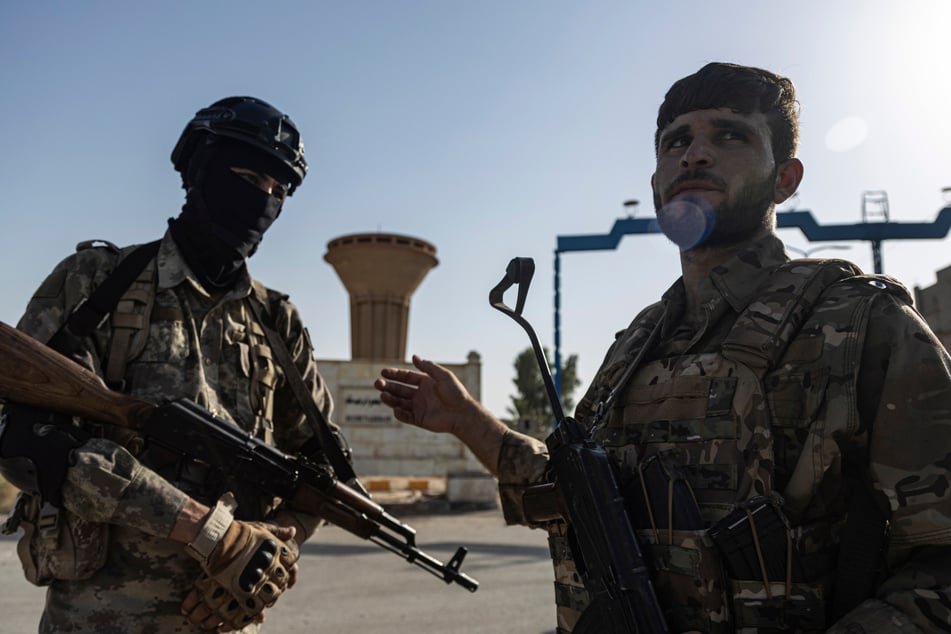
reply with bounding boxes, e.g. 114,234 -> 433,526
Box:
497,235 -> 951,633
14,230 -> 337,633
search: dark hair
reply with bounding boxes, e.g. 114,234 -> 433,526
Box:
655,62 -> 800,163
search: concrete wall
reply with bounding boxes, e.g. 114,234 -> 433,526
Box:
317,351 -> 486,477
916,264 -> 951,352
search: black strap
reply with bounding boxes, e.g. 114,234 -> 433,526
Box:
246,295 -> 361,489
831,474 -> 888,620
593,308 -> 666,426
48,240 -> 161,352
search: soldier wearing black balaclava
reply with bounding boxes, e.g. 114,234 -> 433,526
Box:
169,98 -> 305,290
0,97 -> 346,633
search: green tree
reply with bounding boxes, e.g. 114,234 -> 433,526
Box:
505,346 -> 580,438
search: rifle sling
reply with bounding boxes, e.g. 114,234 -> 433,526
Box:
592,308 -> 666,427
47,240 -> 162,354
245,296 -> 359,487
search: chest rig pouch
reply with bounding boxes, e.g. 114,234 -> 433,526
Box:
588,259 -> 862,633
105,250 -> 282,448
113,273 -> 285,515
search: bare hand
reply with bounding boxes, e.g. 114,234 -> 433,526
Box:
377,355 -> 510,476
374,355 -> 479,436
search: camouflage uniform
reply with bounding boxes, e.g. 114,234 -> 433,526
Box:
497,235 -> 951,633
11,231 -> 335,633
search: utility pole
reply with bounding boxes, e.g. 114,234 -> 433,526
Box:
553,200 -> 657,395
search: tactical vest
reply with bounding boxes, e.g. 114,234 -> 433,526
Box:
79,237 -> 283,508
548,259 -> 911,633
3,240 -> 298,585
101,244 -> 282,441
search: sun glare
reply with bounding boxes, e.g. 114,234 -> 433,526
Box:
825,116 -> 869,152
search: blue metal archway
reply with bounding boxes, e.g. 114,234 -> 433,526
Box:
552,205 -> 951,396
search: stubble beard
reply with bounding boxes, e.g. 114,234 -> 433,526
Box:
653,170 -> 777,250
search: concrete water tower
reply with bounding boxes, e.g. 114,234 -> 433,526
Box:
324,233 -> 438,361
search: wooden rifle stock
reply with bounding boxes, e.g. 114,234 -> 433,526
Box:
0,321 -> 154,428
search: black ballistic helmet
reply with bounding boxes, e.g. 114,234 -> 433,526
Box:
171,96 -> 307,194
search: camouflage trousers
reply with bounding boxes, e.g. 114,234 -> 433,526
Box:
39,525 -> 261,634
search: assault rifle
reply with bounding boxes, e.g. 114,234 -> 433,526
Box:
489,258 -> 668,633
0,320 -> 478,592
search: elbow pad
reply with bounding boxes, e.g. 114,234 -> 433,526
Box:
0,403 -> 89,507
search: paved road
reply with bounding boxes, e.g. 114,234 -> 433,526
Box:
0,509 -> 557,634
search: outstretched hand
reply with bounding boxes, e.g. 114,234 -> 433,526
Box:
375,355 -> 511,477
374,355 -> 477,436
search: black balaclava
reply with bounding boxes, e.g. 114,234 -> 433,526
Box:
169,139 -> 293,290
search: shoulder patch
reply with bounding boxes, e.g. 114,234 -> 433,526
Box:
75,239 -> 120,253
829,273 -> 913,305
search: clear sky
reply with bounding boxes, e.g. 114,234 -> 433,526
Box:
2,1 -> 949,419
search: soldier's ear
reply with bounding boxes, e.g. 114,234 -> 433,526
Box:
773,158 -> 803,205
